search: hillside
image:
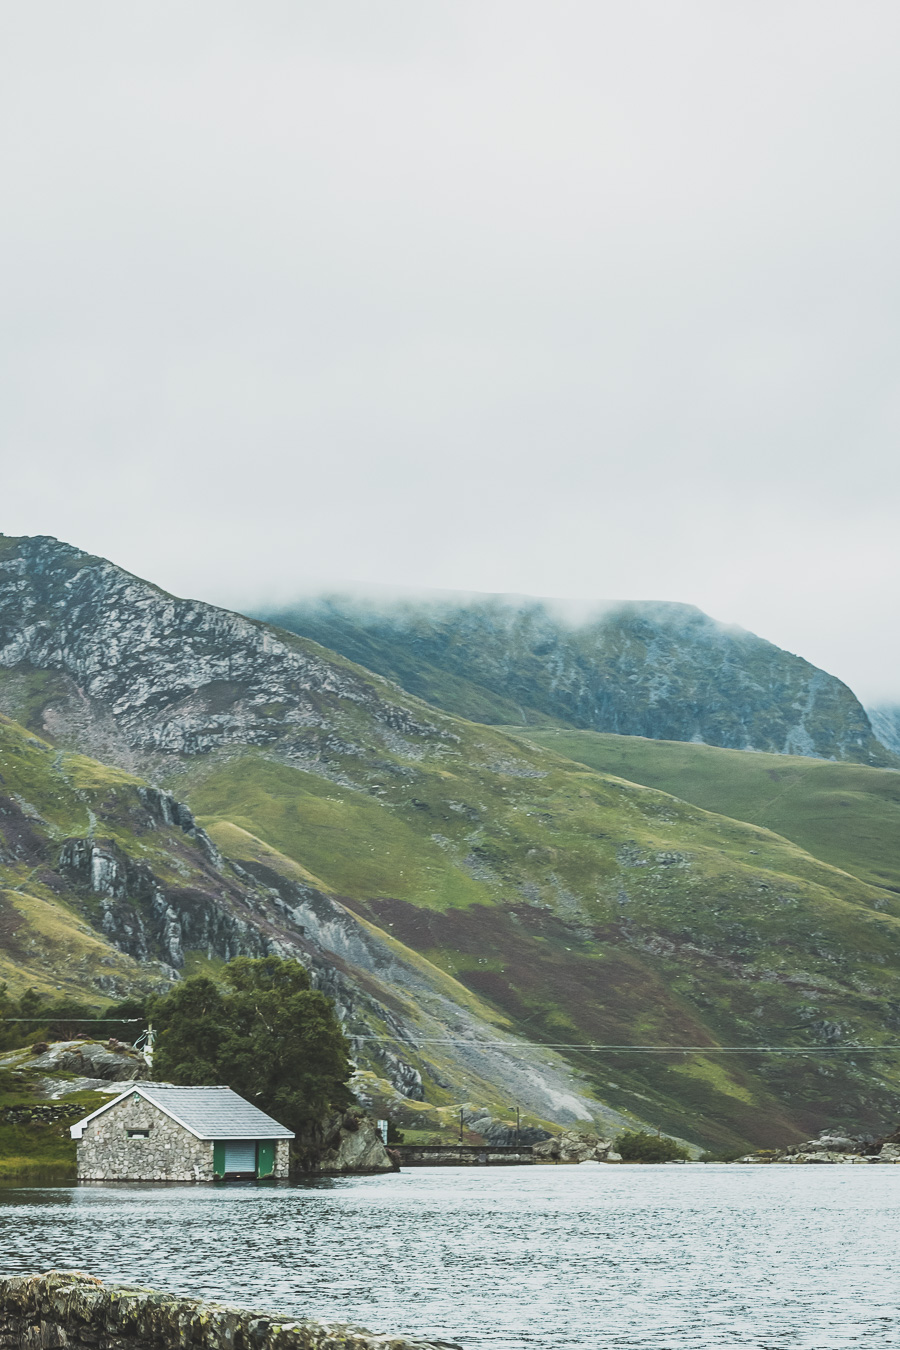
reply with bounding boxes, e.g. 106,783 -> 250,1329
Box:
506,729 -> 900,899
0,713 -> 604,1143
3,534 -> 900,1151
255,592 -> 894,766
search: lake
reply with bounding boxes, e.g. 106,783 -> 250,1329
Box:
1,1165 -> 898,1349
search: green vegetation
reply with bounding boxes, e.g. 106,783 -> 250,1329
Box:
189,755 -> 489,910
0,985 -> 146,1050
0,1051 -> 122,1180
506,729 -> 900,897
614,1130 -> 690,1162
152,957 -> 353,1138
173,721 -> 900,1151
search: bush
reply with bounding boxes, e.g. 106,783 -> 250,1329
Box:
614,1130 -> 690,1162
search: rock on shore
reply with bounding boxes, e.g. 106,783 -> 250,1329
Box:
532,1129 -> 621,1163
736,1125 -> 900,1164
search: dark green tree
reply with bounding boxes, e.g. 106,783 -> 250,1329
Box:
151,957 -> 353,1137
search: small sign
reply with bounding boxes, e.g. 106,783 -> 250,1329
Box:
377,1119 -> 388,1144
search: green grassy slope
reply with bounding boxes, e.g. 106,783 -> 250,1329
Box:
0,715 -> 610,1142
506,730 -> 900,898
174,726 -> 900,1150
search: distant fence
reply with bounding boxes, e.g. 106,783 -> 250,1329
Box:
393,1143 -> 534,1167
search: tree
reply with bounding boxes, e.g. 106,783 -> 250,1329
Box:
151,957 -> 353,1137
614,1130 -> 690,1163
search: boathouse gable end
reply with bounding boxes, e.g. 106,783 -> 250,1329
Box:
70,1084 -> 293,1182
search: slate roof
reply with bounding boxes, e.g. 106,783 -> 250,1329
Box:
70,1083 -> 295,1140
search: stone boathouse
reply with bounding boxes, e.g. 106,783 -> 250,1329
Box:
70,1083 -> 294,1181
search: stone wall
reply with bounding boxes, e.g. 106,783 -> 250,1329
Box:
0,1272 -> 461,1350
77,1095 -> 214,1181
391,1144 -> 534,1166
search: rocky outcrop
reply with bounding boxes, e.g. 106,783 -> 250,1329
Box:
532,1129 -> 620,1163
260,593 -> 893,765
57,835 -> 273,970
29,1040 -> 147,1082
0,1272 -> 460,1350
736,1126 -> 900,1164
299,1108 -> 396,1175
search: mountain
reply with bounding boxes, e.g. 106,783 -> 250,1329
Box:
3,533 -> 900,1152
868,706 -> 900,759
256,593 -> 894,766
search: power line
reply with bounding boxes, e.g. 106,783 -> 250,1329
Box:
349,1035 -> 900,1054
1,1018 -> 143,1023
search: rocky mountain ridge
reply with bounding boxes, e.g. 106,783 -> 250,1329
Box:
257,592 -> 893,766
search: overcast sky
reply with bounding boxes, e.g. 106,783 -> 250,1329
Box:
2,2 -> 899,703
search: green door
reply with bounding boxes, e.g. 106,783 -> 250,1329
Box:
213,1141 -> 226,1179
257,1140 -> 275,1178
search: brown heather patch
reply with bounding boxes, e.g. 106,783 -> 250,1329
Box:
0,894 -> 27,961
0,796 -> 47,867
345,894 -> 822,1151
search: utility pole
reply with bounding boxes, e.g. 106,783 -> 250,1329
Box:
515,1106 -> 520,1146
459,1107 -> 464,1142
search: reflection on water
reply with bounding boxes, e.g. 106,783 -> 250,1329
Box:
1,1166 -> 899,1349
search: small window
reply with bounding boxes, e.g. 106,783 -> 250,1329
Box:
127,1129 -> 150,1138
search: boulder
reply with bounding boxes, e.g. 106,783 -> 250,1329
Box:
29,1040 -> 147,1082
533,1130 -> 615,1163
306,1109 -> 397,1175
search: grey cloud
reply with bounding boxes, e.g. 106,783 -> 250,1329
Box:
1,0 -> 899,702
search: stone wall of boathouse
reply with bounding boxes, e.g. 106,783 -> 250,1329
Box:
77,1094 -> 215,1181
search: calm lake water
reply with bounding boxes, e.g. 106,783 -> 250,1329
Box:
1,1165 -> 898,1349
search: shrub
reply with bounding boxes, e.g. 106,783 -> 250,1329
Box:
614,1129 -> 690,1162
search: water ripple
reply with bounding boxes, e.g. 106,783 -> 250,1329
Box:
1,1166 -> 898,1349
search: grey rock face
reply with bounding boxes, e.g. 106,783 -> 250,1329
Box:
867,704 -> 900,757
57,835 -> 270,970
0,535 -> 449,768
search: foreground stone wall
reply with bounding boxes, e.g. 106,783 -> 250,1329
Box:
77,1095 -> 214,1181
0,1273 -> 461,1350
